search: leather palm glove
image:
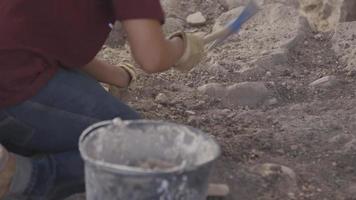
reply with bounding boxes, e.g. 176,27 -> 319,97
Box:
119,62 -> 137,85
169,32 -> 205,73
108,62 -> 137,95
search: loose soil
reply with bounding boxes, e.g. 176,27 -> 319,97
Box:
68,0 -> 356,199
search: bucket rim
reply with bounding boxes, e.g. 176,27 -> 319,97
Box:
79,119 -> 221,176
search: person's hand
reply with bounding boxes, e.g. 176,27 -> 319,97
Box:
169,32 -> 206,73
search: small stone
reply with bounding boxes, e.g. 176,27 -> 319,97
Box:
155,93 -> 170,105
266,98 -> 278,106
185,110 -> 196,115
266,71 -> 272,77
314,33 -> 323,40
187,116 -> 200,125
253,163 -> 296,179
309,75 -> 339,88
186,12 -> 206,26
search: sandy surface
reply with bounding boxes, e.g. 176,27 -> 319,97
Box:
68,0 -> 356,199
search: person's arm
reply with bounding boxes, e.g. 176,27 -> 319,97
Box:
82,58 -> 131,87
122,19 -> 185,73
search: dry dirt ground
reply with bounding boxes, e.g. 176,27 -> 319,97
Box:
68,0 -> 356,199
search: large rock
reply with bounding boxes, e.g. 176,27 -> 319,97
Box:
198,82 -> 271,107
198,83 -> 226,98
252,163 -> 298,199
224,82 -> 270,107
332,21 -> 356,71
209,3 -> 307,73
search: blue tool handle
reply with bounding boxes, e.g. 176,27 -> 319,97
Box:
229,0 -> 259,33
204,0 -> 259,49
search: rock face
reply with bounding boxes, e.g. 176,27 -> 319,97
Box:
332,21 -> 356,71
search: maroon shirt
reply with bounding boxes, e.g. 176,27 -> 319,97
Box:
0,0 -> 164,108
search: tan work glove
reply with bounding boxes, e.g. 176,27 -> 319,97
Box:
169,32 -> 205,73
119,62 -> 137,85
108,62 -> 137,95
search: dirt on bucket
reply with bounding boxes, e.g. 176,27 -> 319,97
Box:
135,159 -> 177,170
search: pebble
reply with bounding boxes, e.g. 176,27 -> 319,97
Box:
155,93 -> 170,105
185,110 -> 196,115
186,12 -> 206,26
266,98 -> 278,106
314,33 -> 323,40
309,75 -> 339,88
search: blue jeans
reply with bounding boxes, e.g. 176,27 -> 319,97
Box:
0,68 -> 140,200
